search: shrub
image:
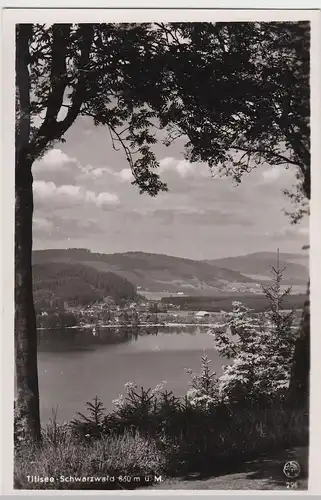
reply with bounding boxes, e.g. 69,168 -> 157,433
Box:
185,353 -> 220,410
15,428 -> 165,489
67,377 -> 307,477
209,254 -> 297,405
70,396 -> 106,439
44,407 -> 72,447
160,405 -> 308,476
15,382 -> 308,486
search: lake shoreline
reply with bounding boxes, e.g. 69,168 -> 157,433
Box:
37,323 -> 219,330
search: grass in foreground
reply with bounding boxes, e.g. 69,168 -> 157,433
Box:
14,404 -> 308,490
15,429 -> 165,490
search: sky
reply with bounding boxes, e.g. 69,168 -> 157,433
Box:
32,115 -> 309,260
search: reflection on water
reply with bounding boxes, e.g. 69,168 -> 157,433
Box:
37,325 -> 203,353
37,325 -> 221,423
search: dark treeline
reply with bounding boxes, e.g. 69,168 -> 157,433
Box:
36,311 -> 77,329
161,293 -> 307,312
33,248 -> 99,264
33,262 -> 136,307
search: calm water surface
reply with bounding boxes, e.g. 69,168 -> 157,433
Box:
38,325 -> 224,423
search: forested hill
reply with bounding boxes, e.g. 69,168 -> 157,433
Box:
33,248 -> 308,296
33,262 -> 136,308
33,248 -> 256,295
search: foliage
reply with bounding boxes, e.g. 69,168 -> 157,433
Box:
69,383 -> 187,439
44,407 -> 71,448
14,400 -> 27,446
33,262 -> 136,308
15,428 -> 165,490
148,22 -> 310,214
18,22 -> 309,205
15,392 -> 308,485
17,23 -> 169,195
288,279 -> 310,408
160,405 -> 308,476
71,396 -> 106,439
284,170 -> 310,224
185,353 -> 220,410
36,309 -> 77,329
66,366 -> 308,477
210,255 -> 297,404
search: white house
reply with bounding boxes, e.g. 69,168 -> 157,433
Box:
195,311 -> 210,318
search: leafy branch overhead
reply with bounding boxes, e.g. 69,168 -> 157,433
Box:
17,22 -> 310,211
16,23 -> 168,196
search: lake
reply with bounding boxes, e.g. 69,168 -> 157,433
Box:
37,325 -> 224,424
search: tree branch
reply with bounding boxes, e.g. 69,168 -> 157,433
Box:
273,89 -> 310,174
230,145 -> 300,168
55,24 -> 94,133
154,22 -> 182,46
30,24 -> 94,160
41,24 -> 70,127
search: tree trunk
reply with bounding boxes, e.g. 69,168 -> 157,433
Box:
15,152 -> 41,442
288,280 -> 310,409
287,162 -> 310,409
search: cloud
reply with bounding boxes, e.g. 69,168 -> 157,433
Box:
33,216 -> 54,232
33,181 -> 79,202
80,166 -> 113,179
136,207 -> 252,227
33,148 -> 121,191
298,227 -> 309,237
159,157 -> 175,170
33,148 -> 84,186
33,215 -> 104,240
31,133 -> 307,258
83,129 -> 94,136
33,180 -> 119,210
79,165 -> 135,186
91,191 -> 120,207
260,165 -> 297,188
159,157 -> 210,178
58,184 -> 81,197
268,225 -> 309,240
112,168 -> 134,182
33,148 -> 77,172
176,160 -> 194,177
91,167 -> 111,178
261,167 -> 284,182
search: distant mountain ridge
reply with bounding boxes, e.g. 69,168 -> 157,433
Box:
204,251 -> 309,285
33,248 -> 256,296
33,248 -> 309,296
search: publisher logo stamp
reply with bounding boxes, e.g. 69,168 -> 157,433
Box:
283,461 -> 301,480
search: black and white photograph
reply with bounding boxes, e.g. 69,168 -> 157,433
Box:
5,8 -> 318,492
